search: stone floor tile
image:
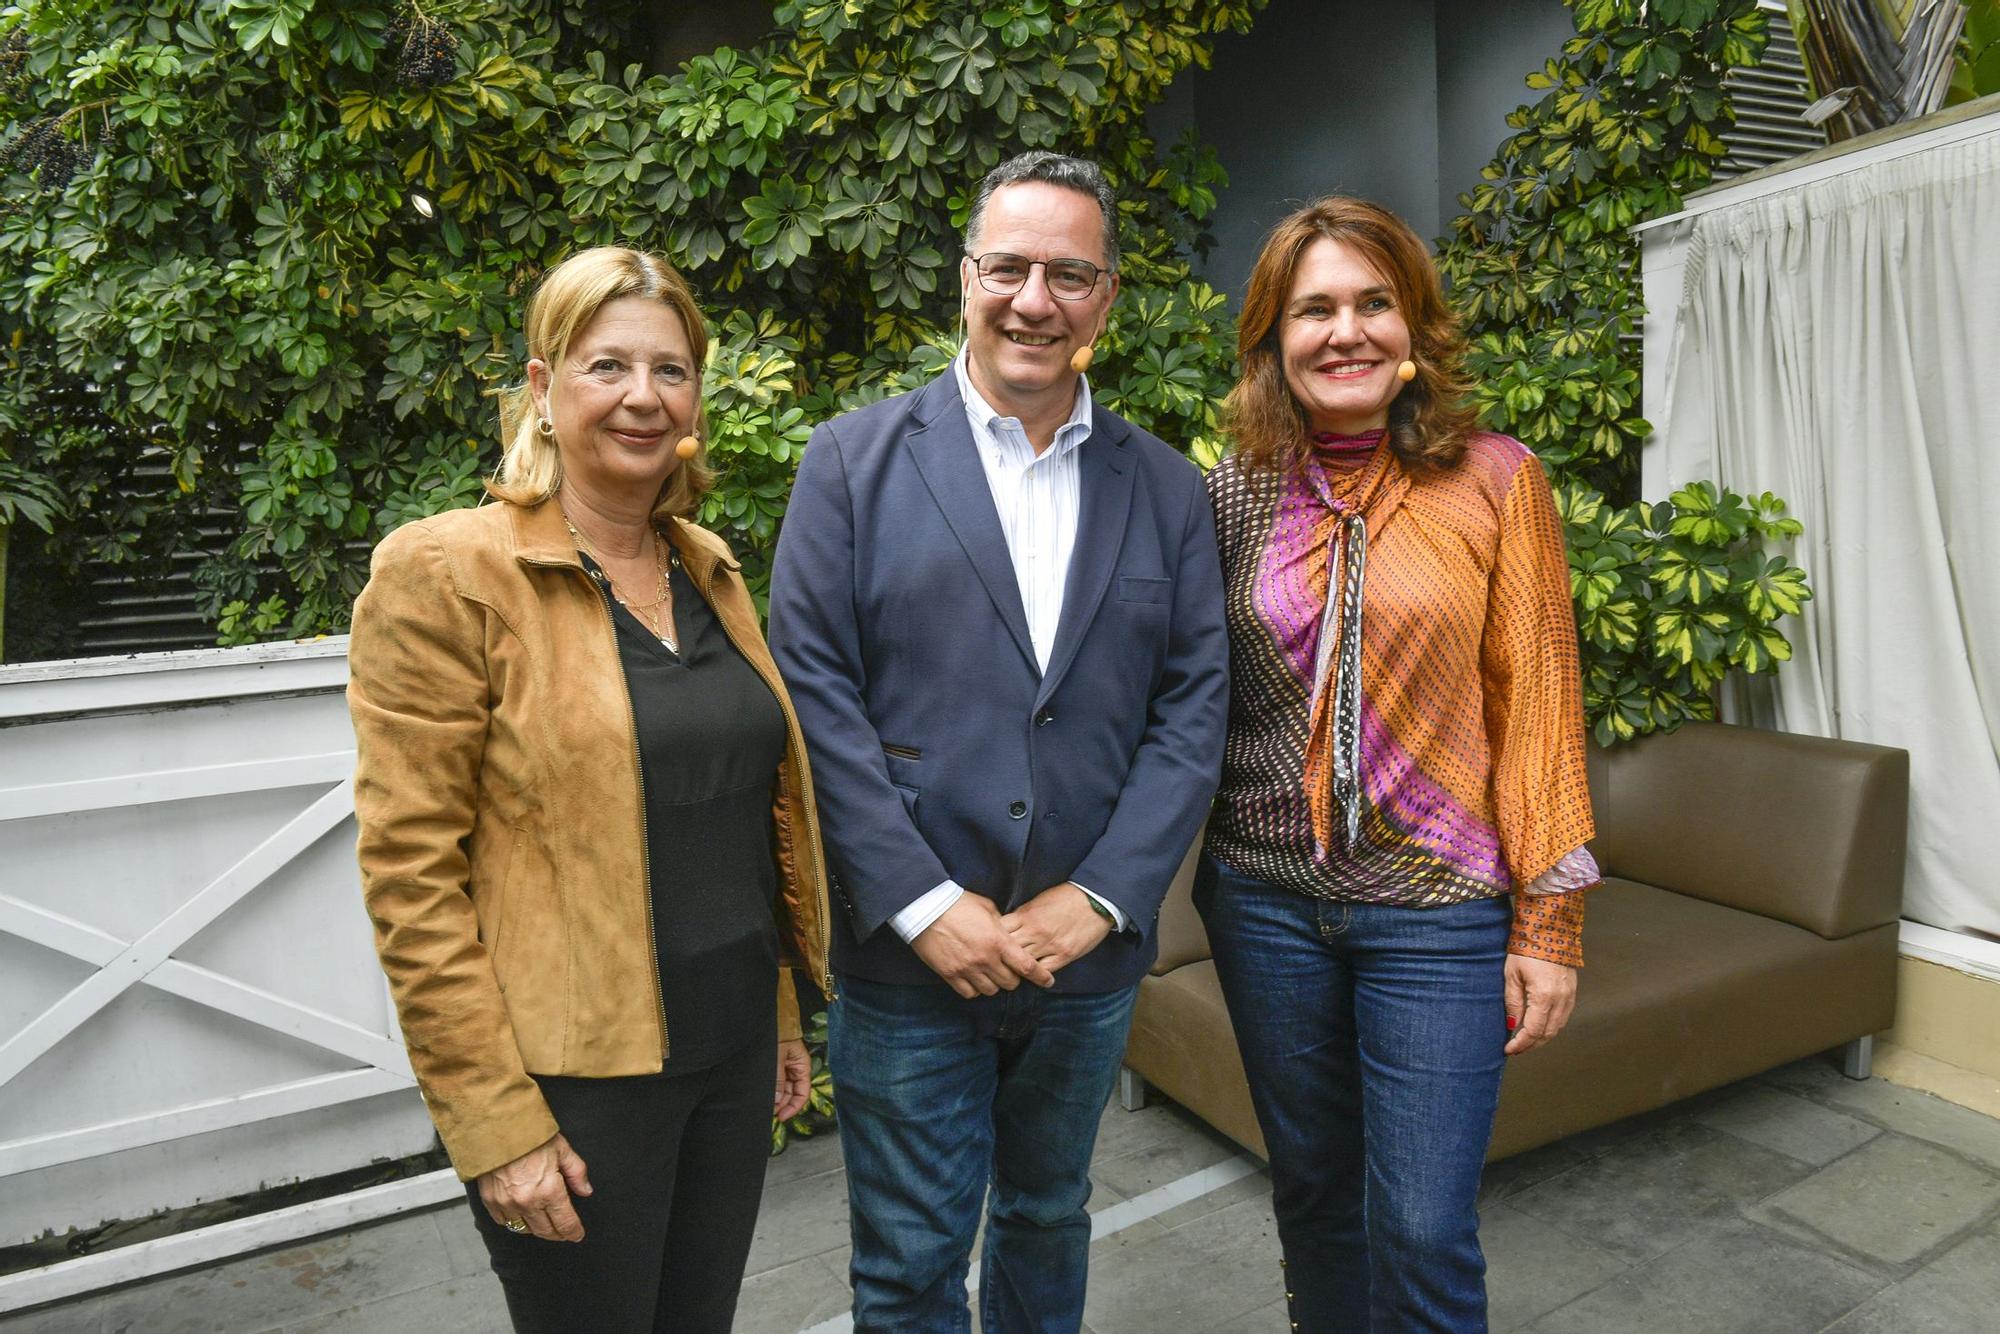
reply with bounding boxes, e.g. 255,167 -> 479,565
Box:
1757,1053 -> 1856,1098
1081,1195 -> 1284,1334
93,1213 -> 456,1334
1549,1089 -> 1730,1162
1693,1084 -> 1882,1167
1479,1200 -> 1630,1332
765,1128 -> 845,1189
1521,1216 -> 1883,1334
0,1298 -> 107,1334
1093,1097 -> 1229,1166
1506,1118 -> 1814,1266
731,1252 -> 853,1334
1212,1295 -> 1291,1332
1090,1117 -> 1243,1202
22,1062 -> 2000,1334
273,1273 -> 509,1333
1084,1173 -> 1131,1216
1748,1132 -> 2000,1269
1479,1138 -> 1596,1205
816,1242 -> 854,1293
1769,1065 -> 2000,1174
1820,1224 -> 2000,1333
429,1203 -> 492,1279
744,1156 -> 854,1278
1146,1165 -> 1271,1232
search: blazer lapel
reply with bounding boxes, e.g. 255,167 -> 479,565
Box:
903,373 -> 1039,674
1037,409 -> 1136,707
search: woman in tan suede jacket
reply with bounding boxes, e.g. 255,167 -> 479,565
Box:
348,247 -> 831,1334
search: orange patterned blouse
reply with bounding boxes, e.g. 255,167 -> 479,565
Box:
1204,431 -> 1598,965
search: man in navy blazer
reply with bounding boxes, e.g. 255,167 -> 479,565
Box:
769,152 -> 1228,1331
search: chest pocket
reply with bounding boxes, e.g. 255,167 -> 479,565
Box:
1116,576 -> 1171,605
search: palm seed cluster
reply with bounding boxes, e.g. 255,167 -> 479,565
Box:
385,12 -> 458,90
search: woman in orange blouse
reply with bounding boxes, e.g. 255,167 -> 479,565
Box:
1199,197 -> 1598,1331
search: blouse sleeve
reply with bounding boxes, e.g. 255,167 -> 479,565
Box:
1510,891 -> 1587,967
1481,449 -> 1600,939
349,523 -> 560,1180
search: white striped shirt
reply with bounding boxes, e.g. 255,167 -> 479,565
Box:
887,356 -> 1124,942
953,350 -> 1093,672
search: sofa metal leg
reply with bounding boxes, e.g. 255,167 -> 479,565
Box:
1118,1066 -> 1149,1111
1841,1035 -> 1874,1081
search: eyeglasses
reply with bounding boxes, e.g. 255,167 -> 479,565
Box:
967,252 -> 1109,301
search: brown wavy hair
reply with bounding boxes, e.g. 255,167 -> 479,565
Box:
1224,197 -> 1476,475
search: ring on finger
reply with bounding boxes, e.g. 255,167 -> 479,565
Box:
503,1217 -> 529,1234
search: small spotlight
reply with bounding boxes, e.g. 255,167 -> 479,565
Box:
411,193 -> 435,219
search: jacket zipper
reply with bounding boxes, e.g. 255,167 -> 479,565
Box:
581,560 -> 671,1064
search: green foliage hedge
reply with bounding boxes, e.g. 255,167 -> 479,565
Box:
0,0 -> 1812,742
1439,0 -> 1813,742
1948,0 -> 2000,104
0,0 -> 1252,644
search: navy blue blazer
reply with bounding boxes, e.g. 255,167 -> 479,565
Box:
768,370 -> 1229,991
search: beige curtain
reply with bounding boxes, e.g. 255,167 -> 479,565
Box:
1662,131 -> 2000,939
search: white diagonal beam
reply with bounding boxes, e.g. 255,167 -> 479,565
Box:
162,956 -> 412,1075
0,780 -> 354,1088
0,752 -> 354,821
0,894 -> 410,1074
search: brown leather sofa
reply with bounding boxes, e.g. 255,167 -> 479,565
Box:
1121,722 -> 1909,1161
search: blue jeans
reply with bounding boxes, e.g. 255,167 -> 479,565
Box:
828,972 -> 1139,1334
1196,856 -> 1511,1333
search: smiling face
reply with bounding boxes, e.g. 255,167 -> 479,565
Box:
1279,235 -> 1414,437
528,295 -> 698,509
960,180 -> 1118,424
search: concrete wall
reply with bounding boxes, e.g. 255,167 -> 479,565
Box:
1155,0 -> 1573,301
1433,0 -> 1581,230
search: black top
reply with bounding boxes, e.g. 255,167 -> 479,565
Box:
585,550 -> 788,1073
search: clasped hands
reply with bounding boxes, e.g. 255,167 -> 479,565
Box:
911,883 -> 1111,999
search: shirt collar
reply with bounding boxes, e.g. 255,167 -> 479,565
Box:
954,351 -> 1093,458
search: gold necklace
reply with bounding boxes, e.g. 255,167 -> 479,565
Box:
561,508 -> 679,653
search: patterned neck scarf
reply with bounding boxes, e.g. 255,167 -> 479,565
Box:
1301,431 -> 1400,860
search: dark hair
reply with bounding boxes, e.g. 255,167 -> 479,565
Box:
963,151 -> 1119,271
1225,197 -> 1476,474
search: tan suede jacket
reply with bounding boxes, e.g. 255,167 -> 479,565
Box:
348,497 -> 832,1181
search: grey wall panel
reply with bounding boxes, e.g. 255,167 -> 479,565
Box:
1433,0 -> 1578,232
1170,0 -> 1443,304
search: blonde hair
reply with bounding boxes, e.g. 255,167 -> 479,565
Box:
487,247 -> 715,516
1225,197 -> 1476,475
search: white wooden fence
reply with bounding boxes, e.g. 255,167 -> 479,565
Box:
0,640 -> 452,1310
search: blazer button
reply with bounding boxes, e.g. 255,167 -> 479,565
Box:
1035,710 -> 1054,726
1008,801 -> 1028,819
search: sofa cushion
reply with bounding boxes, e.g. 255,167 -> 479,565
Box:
1150,829 -> 1210,975
1489,877 -> 1899,1159
1126,879 -> 1899,1165
1128,961 -> 1266,1157
1591,723 -> 1908,941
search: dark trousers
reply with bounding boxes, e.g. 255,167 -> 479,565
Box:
466,1033 -> 775,1334
828,972 -> 1140,1334
1197,855 -> 1512,1334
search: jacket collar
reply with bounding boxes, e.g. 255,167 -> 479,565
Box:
903,369 -> 1138,694
506,495 -> 740,592
905,373 -> 1038,672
